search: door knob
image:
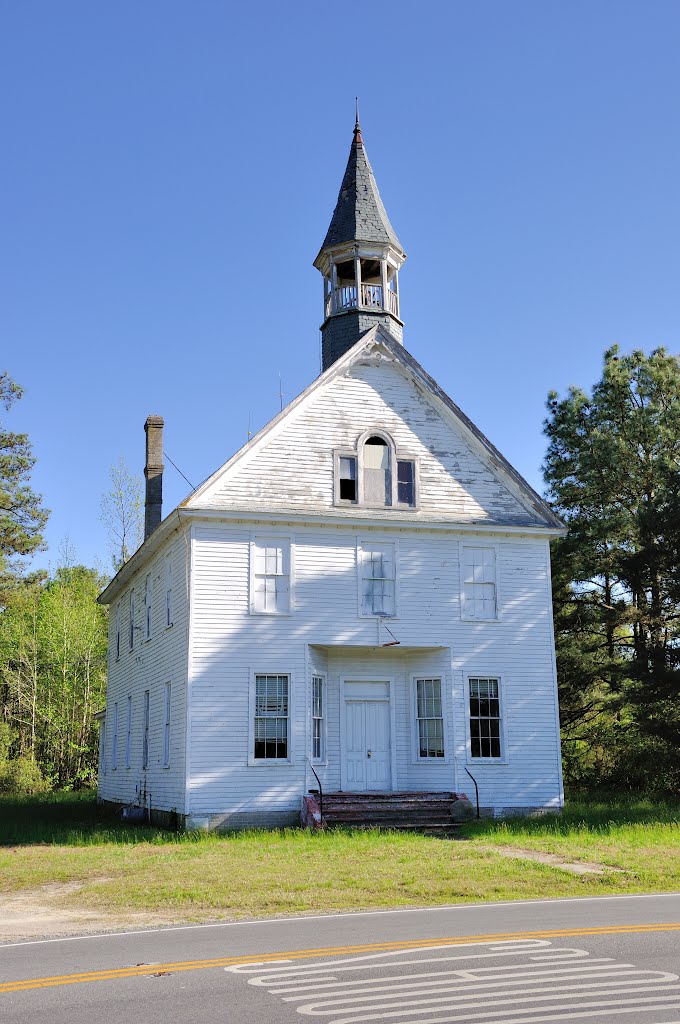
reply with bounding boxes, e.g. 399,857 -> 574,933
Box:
367,750 -> 372,758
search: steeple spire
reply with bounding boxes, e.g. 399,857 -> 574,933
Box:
314,115 -> 406,371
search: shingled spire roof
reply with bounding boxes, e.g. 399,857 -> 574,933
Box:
317,114 -> 404,258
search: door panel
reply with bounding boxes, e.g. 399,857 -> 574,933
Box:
365,701 -> 390,789
345,701 -> 366,790
343,697 -> 391,791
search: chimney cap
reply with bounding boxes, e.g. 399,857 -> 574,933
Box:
145,414 -> 164,428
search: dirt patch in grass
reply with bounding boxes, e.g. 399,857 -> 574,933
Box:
0,880 -> 177,940
478,844 -> 627,875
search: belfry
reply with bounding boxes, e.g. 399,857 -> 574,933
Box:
315,112 -> 406,370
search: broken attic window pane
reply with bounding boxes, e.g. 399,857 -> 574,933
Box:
364,436 -> 390,505
397,460 -> 415,505
339,456 -> 357,501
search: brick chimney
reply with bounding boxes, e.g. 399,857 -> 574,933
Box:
144,415 -> 164,540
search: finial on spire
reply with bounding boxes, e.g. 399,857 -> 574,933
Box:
354,96 -> 362,145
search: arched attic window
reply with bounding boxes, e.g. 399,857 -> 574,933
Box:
363,435 -> 391,506
335,432 -> 416,508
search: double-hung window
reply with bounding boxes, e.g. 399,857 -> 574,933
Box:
415,677 -> 444,758
99,721 -> 106,775
112,703 -> 118,770
163,682 -> 171,767
115,604 -> 121,660
253,674 -> 289,759
128,590 -> 135,650
125,695 -> 132,768
251,538 -> 290,614
142,689 -> 150,769
311,675 -> 325,762
165,557 -> 173,628
337,455 -> 357,503
359,542 -> 396,616
469,677 -> 502,758
461,545 -> 498,620
396,459 -> 416,507
144,574 -> 152,640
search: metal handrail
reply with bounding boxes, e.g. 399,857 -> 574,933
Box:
308,758 -> 323,827
462,763 -> 481,820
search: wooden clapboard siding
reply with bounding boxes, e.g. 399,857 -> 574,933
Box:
196,360 -> 540,526
98,527 -> 189,814
186,524 -> 562,819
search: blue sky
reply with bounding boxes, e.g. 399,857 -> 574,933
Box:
3,1 -> 679,573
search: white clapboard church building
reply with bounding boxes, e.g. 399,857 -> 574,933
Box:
97,116 -> 565,829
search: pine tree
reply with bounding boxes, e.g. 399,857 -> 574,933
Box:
0,373 -> 49,606
544,346 -> 680,788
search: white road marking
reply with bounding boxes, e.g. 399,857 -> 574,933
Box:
243,938 -> 680,1024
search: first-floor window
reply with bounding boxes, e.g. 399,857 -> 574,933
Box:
163,682 -> 171,767
469,677 -> 502,758
125,695 -> 132,768
360,542 -> 396,616
112,703 -> 118,769
415,678 -> 444,758
142,689 -> 150,769
99,721 -> 106,774
312,675 -> 324,761
254,674 -> 289,759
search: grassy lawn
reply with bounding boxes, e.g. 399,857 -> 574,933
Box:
0,792 -> 678,923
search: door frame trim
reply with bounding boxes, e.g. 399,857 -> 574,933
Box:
339,676 -> 397,792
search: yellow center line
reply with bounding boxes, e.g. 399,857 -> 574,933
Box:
1,922 -> 679,995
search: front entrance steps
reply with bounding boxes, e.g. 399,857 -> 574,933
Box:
320,791 -> 464,834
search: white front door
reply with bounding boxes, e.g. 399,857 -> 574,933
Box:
344,699 -> 391,791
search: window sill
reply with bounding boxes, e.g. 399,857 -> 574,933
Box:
359,614 -> 399,620
249,611 -> 293,618
248,758 -> 294,767
467,757 -> 507,766
460,615 -> 501,623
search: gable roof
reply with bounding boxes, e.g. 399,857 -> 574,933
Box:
99,326 -> 563,605
183,325 -> 564,531
315,121 -> 404,260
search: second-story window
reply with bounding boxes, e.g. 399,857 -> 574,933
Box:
359,542 -> 396,617
461,545 -> 498,620
128,590 -> 135,650
165,556 -> 173,628
144,574 -> 152,640
115,604 -> 121,660
251,537 -> 291,614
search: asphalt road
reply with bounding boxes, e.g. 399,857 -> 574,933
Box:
1,893 -> 679,1024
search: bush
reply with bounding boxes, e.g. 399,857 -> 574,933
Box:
0,756 -> 49,795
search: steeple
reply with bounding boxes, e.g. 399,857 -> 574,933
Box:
314,113 -> 406,370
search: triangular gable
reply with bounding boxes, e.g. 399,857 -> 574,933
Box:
183,327 -> 562,531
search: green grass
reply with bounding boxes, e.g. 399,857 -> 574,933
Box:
0,791 -> 678,924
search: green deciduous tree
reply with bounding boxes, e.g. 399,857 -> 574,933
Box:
544,346 -> 680,789
0,373 -> 49,606
0,563 -> 108,788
